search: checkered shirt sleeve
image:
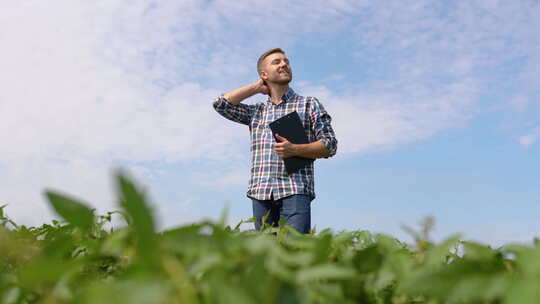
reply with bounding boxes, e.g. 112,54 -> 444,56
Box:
309,97 -> 338,158
212,94 -> 258,126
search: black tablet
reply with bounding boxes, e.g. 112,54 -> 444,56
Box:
269,111 -> 314,174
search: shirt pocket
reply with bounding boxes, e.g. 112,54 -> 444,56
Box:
250,114 -> 263,130
250,113 -> 271,144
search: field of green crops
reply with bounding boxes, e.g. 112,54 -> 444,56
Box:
1,172 -> 540,304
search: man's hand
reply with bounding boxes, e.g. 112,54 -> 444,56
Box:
275,134 -> 297,158
254,79 -> 269,95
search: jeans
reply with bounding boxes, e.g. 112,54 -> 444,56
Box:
251,194 -> 313,234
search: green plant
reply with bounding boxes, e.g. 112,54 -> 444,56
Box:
0,171 -> 539,303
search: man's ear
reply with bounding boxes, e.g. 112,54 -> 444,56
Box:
259,71 -> 268,81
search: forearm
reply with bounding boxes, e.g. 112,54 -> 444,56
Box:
224,83 -> 260,105
293,140 -> 330,159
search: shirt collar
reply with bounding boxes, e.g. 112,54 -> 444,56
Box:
267,87 -> 295,105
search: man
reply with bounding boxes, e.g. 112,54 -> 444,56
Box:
212,48 -> 337,234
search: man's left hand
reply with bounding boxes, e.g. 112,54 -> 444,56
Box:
275,134 -> 297,158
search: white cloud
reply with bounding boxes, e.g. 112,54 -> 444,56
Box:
192,167 -> 250,189
509,94 -> 530,112
297,77 -> 476,156
518,127 -> 540,148
350,0 -> 539,112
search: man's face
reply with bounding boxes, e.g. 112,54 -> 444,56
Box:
260,52 -> 292,85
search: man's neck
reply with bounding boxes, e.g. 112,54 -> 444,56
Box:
268,84 -> 290,104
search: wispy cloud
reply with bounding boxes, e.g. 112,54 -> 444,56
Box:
297,78 -> 476,155
349,0 -> 539,110
518,127 -> 540,148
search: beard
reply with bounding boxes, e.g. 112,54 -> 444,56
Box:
269,72 -> 292,85
274,78 -> 292,85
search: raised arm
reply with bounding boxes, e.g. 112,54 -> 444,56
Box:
213,80 -> 269,126
224,79 -> 269,104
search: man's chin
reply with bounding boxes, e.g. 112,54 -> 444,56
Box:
275,78 -> 292,85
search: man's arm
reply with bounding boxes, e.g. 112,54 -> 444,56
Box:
224,79 -> 269,104
293,140 -> 330,159
275,135 -> 330,159
309,97 -> 337,158
274,96 -> 338,159
213,80 -> 269,125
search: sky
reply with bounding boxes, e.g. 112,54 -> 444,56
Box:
1,0 -> 539,247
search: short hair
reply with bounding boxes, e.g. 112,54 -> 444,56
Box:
257,48 -> 285,74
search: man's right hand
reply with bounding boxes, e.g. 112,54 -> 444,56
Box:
223,79 -> 269,105
254,79 -> 270,96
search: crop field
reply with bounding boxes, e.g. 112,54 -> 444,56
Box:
1,172 -> 539,304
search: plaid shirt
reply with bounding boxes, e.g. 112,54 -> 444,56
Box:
213,88 -> 337,200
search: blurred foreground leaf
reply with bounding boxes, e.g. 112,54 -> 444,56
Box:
45,191 -> 94,230
116,171 -> 158,270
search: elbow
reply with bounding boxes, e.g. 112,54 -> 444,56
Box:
320,138 -> 337,159
321,147 -> 331,159
212,96 -> 222,112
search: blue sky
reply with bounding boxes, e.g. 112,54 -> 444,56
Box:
1,0 -> 539,246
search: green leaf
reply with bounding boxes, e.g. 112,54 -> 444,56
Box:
18,254 -> 80,287
275,249 -> 314,267
0,204 -> 6,218
266,254 -> 295,282
45,191 -> 94,230
503,244 -> 540,277
77,279 -> 170,304
353,245 -> 383,273
218,204 -> 229,228
296,264 -> 357,284
215,283 -> 255,304
400,258 -> 506,301
261,211 -> 271,230
448,274 -> 508,302
233,217 -> 256,231
424,234 -> 461,266
275,283 -> 302,304
462,241 -> 499,260
505,278 -> 540,304
312,233 -> 333,263
101,227 -> 131,256
116,171 -> 157,267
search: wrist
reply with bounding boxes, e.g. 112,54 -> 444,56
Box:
292,143 -> 301,157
